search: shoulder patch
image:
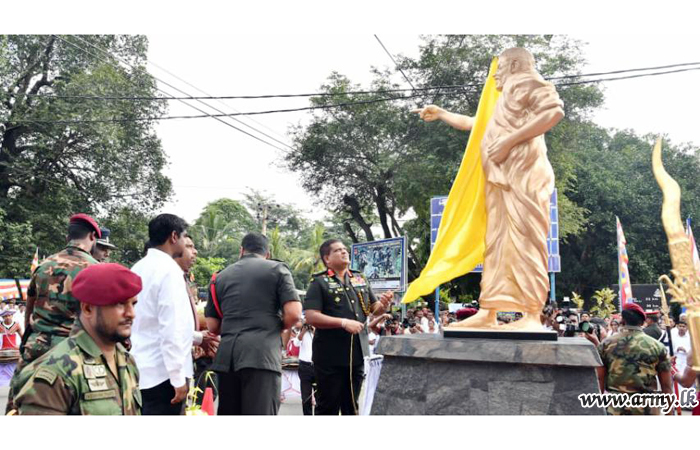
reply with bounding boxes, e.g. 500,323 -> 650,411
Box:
34,367 -> 58,385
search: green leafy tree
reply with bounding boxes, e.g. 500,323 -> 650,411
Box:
590,288 -> 617,318
0,206 -> 34,277
191,256 -> 226,288
100,206 -> 150,267
188,198 -> 256,265
0,35 -> 171,271
571,291 -> 585,310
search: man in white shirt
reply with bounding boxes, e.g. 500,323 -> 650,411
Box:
130,213 -> 194,415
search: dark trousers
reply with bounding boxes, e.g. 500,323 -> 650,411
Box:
141,380 -> 185,415
298,361 -> 316,415
314,363 -> 364,415
216,368 -> 280,415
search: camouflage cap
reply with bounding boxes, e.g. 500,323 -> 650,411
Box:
69,213 -> 102,238
72,263 -> 142,306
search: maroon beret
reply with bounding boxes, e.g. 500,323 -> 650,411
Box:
72,263 -> 142,306
455,307 -> 478,321
69,213 -> 102,238
623,302 -> 646,320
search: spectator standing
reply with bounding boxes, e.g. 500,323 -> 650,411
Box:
205,233 -> 302,415
294,320 -> 315,415
174,236 -> 219,403
130,213 -> 194,415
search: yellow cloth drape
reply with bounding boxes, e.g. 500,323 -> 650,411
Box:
402,58 -> 500,304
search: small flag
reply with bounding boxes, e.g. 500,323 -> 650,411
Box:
30,247 -> 39,274
616,217 -> 633,308
685,218 -> 700,279
201,387 -> 215,415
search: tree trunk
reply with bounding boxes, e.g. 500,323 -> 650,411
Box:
374,185 -> 393,239
343,194 -> 374,241
343,221 -> 359,243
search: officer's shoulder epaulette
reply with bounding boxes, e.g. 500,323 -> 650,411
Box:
33,367 -> 59,386
311,270 -> 327,278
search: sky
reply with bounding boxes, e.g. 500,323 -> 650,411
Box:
147,33 -> 700,224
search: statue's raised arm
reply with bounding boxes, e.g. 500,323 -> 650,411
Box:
412,105 -> 474,131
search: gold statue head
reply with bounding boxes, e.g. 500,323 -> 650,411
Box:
494,47 -> 536,91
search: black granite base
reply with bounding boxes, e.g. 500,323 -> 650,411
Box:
371,334 -> 605,415
443,328 -> 558,341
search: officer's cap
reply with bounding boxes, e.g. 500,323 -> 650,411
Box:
96,227 -> 117,249
72,263 -> 142,306
69,213 -> 102,238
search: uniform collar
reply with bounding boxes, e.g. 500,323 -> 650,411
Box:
66,240 -> 92,255
621,325 -> 643,332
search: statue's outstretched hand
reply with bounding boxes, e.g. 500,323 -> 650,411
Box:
412,105 -> 444,122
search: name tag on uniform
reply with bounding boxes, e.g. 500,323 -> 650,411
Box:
88,378 -> 109,392
83,365 -> 107,379
84,390 -> 117,401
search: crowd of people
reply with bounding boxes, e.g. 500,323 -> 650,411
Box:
1,212 -> 697,416
2,212 -> 395,416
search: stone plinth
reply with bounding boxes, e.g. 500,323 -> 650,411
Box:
370,334 -> 604,415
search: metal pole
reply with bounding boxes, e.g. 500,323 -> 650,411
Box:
435,287 -> 440,321
549,272 -> 556,302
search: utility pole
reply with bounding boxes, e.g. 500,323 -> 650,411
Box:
256,201 -> 280,235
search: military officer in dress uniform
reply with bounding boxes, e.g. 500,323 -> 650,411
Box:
92,227 -> 117,262
643,310 -> 665,341
304,239 -> 393,415
10,263 -> 142,415
596,302 -> 673,415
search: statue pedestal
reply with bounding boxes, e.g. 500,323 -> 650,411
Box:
370,334 -> 605,415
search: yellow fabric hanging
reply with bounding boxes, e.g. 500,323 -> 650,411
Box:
402,58 -> 500,304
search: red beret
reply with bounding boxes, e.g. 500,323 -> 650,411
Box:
456,307 -> 478,321
72,263 -> 142,306
69,213 -> 102,238
623,302 -> 646,320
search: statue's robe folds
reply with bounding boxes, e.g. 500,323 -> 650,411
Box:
478,72 -> 563,314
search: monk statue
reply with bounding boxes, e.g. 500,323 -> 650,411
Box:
414,48 -> 564,331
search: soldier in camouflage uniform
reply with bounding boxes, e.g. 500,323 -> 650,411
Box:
19,213 -> 101,368
10,263 -> 142,415
597,302 -> 673,415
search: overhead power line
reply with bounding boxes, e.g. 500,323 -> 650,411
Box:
11,92 -> 428,124
9,65 -> 700,125
58,35 -> 292,152
23,61 -> 700,102
374,34 -> 416,90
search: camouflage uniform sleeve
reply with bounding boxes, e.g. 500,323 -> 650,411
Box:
15,367 -> 75,415
656,346 -> 672,373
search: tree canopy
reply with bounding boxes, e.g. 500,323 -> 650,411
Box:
0,35 -> 171,277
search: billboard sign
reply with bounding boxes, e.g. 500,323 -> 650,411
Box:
350,236 -> 407,292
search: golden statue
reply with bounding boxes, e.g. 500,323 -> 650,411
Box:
651,138 -> 700,371
414,48 -> 564,330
